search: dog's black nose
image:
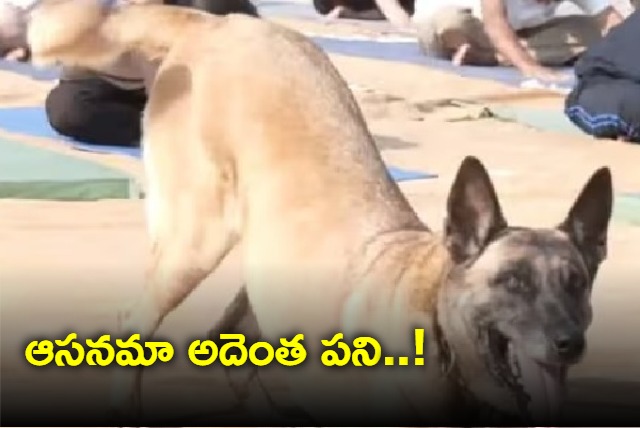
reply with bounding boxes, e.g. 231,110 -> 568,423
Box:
554,333 -> 585,361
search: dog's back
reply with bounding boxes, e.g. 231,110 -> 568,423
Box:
27,1 -> 426,273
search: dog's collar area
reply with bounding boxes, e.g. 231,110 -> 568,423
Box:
434,315 -> 532,425
434,317 -> 494,421
433,313 -> 474,411
486,327 -> 536,423
433,314 -> 456,379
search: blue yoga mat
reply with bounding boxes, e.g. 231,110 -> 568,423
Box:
0,59 -> 60,81
311,36 -> 576,90
0,106 -> 436,182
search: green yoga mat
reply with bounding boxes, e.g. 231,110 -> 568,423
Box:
487,104 -> 582,135
614,194 -> 640,226
0,138 -> 142,201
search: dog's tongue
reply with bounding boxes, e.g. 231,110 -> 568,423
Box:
512,345 -> 565,422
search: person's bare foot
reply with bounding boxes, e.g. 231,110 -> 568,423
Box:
3,47 -> 29,62
448,42 -> 499,66
451,42 -> 471,66
322,5 -> 345,23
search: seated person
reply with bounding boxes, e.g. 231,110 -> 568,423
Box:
565,7 -> 640,143
45,0 -> 258,147
312,0 -> 415,28
46,56 -> 151,147
411,0 -> 624,81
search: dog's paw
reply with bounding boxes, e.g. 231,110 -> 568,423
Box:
107,399 -> 143,427
108,374 -> 142,426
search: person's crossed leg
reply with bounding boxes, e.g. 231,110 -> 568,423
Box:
46,72 -> 148,147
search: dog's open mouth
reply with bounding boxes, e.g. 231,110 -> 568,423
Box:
487,327 -> 567,422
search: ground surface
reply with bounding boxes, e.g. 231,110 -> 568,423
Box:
1,7 -> 639,425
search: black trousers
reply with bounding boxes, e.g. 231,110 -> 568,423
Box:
312,0 -> 414,16
45,77 -> 147,146
165,0 -> 259,16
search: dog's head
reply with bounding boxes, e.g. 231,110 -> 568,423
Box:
438,156 -> 613,422
26,0 -> 119,68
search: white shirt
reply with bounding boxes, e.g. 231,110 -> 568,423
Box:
412,0 -> 612,30
0,0 -> 39,10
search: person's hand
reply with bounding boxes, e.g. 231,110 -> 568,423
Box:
521,64 -> 572,83
401,23 -> 418,35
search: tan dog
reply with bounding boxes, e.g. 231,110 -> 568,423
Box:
26,0 -> 613,425
27,1 -> 453,423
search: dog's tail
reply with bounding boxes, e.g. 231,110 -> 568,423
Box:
27,0 -> 209,69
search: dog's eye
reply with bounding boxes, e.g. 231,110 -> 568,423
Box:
492,271 -> 532,295
505,276 -> 525,293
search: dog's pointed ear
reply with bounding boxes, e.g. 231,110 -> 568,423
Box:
558,167 -> 613,273
444,156 -> 507,264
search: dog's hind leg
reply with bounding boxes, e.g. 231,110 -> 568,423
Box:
109,134 -> 240,424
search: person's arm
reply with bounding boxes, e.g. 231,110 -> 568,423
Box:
480,0 -> 564,80
373,0 -> 412,28
595,5 -> 623,34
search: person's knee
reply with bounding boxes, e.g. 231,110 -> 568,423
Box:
565,84 -> 609,137
44,84 -> 88,137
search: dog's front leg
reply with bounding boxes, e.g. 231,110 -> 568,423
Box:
208,286 -> 260,400
208,287 -> 312,425
109,239 -> 235,424
108,162 -> 239,424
